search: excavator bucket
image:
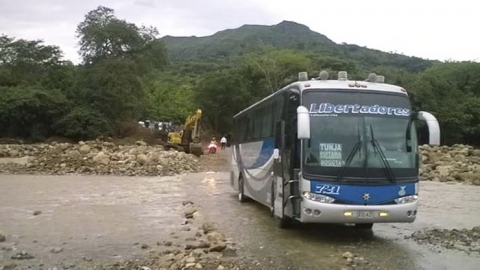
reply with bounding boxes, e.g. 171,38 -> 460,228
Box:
190,142 -> 204,157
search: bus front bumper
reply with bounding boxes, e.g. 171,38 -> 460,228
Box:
300,199 -> 418,224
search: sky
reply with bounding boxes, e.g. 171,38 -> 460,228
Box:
1,0 -> 479,64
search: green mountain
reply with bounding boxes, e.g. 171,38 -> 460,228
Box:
161,20 -> 435,73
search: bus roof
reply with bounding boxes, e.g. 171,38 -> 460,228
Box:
233,78 -> 409,119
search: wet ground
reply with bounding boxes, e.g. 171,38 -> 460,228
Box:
1,149 -> 480,269
191,172 -> 480,270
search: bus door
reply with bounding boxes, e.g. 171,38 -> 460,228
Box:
273,90 -> 300,221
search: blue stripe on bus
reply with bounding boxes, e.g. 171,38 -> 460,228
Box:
245,139 -> 275,169
310,181 -> 416,205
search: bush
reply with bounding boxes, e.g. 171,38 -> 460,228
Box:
0,86 -> 69,140
52,106 -> 113,140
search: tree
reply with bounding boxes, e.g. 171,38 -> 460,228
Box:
0,34 -> 69,88
76,5 -> 167,70
142,72 -> 196,123
71,58 -> 145,122
244,47 -> 313,93
410,61 -> 480,145
194,69 -> 251,133
312,55 -> 359,77
69,5 -> 170,137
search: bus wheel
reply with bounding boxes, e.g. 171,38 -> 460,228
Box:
238,176 -> 248,203
355,223 -> 373,229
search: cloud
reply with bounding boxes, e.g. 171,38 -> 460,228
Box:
0,0 -> 478,63
0,0 -> 278,63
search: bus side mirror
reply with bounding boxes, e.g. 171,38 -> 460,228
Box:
414,111 -> 440,146
273,148 -> 280,160
297,106 -> 310,140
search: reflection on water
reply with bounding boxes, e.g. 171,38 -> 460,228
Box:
201,172 -> 219,194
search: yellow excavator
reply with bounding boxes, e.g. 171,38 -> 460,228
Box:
166,109 -> 204,157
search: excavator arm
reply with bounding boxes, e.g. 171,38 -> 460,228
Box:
165,109 -> 204,157
181,109 -> 202,145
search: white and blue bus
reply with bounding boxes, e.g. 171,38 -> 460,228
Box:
229,71 -> 440,229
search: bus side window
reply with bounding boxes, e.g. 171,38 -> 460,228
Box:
292,129 -> 301,170
244,116 -> 251,142
286,92 -> 299,149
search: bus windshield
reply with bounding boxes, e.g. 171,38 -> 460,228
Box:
302,90 -> 418,182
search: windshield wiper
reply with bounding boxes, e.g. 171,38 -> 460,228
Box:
336,126 -> 362,182
369,125 -> 396,183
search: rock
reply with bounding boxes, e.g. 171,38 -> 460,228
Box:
137,154 -> 149,165
79,145 -> 91,154
1,262 -> 17,270
222,245 -> 237,257
50,247 -> 63,254
8,150 -> 19,157
11,251 -> 34,260
209,242 -> 227,252
185,263 -> 196,268
192,212 -> 202,219
419,144 -> 480,185
202,222 -> 218,234
0,140 -> 200,176
342,251 -> 354,259
182,200 -> 194,206
93,151 -> 109,165
196,241 -> 210,248
185,244 -> 197,250
207,231 -> 225,243
184,205 -> 197,219
407,227 -> 480,254
185,256 -> 196,263
136,141 -> 147,146
191,249 -> 204,258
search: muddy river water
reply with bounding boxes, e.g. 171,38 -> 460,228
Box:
189,171 -> 480,270
0,170 -> 479,270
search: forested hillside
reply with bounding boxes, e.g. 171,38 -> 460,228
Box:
1,6 -> 479,146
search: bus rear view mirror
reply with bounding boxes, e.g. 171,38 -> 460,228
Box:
415,111 -> 440,146
273,148 -> 280,160
297,106 -> 311,140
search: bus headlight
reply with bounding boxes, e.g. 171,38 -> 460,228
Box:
303,192 -> 335,203
395,195 -> 418,204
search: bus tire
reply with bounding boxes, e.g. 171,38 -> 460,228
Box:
355,223 -> 373,229
238,176 -> 248,203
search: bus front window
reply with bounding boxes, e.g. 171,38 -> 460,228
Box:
302,90 -> 418,182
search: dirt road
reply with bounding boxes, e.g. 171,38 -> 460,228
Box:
1,148 -> 480,270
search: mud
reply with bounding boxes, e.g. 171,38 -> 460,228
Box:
1,148 -> 479,270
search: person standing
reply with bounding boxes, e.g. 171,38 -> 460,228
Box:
220,135 -> 227,150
